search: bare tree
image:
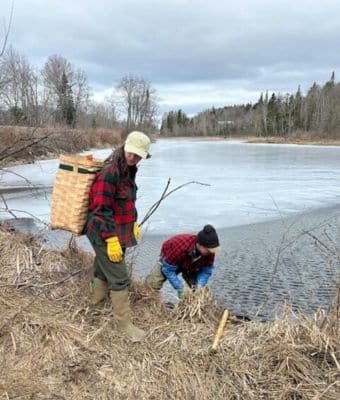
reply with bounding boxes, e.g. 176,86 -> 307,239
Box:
41,55 -> 73,122
0,47 -> 38,125
0,0 -> 13,58
72,68 -> 90,126
0,0 -> 14,100
116,74 -> 158,132
87,97 -> 118,129
41,55 -> 90,126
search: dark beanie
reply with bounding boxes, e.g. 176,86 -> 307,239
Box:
197,224 -> 219,248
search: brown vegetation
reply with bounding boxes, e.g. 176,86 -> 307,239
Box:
0,126 -> 122,166
0,226 -> 339,399
246,130 -> 340,145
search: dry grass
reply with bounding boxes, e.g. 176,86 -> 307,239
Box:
246,132 -> 340,146
0,126 -> 123,166
0,226 -> 339,400
158,133 -> 340,146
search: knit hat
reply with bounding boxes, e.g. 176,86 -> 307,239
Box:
124,131 -> 151,159
197,224 -> 221,254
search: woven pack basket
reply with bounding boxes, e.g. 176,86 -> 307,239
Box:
50,154 -> 104,234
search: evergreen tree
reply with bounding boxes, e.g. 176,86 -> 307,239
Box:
267,93 -> 278,134
293,86 -> 303,130
166,112 -> 174,132
56,72 -> 75,126
160,73 -> 339,138
305,82 -> 320,131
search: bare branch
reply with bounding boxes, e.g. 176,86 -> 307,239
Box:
139,178 -> 211,227
0,133 -> 49,163
0,0 -> 14,57
0,198 -> 48,226
0,193 -> 17,219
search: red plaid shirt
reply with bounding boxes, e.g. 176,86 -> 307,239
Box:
161,234 -> 215,273
84,163 -> 138,248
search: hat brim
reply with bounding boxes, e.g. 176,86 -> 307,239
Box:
124,143 -> 150,159
208,246 -> 221,254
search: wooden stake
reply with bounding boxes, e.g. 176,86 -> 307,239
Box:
212,309 -> 229,351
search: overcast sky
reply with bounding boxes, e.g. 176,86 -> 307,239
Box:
3,0 -> 340,116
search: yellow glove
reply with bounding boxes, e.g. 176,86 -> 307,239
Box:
133,222 -> 140,241
105,236 -> 123,263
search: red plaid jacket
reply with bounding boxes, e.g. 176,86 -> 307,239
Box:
161,234 -> 215,273
84,163 -> 138,248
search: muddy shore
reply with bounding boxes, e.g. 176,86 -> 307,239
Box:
4,204 -> 339,320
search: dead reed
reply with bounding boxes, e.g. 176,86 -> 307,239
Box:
0,126 -> 122,166
0,226 -> 339,399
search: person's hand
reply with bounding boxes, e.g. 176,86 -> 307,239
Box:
133,222 -> 140,241
177,286 -> 184,298
177,287 -> 191,299
105,236 -> 123,262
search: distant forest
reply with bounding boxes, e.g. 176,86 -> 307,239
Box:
161,73 -> 340,139
0,48 -> 157,131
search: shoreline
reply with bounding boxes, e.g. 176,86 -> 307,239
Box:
2,134 -> 340,169
1,217 -> 338,399
132,204 -> 340,318
156,134 -> 340,146
1,203 -> 339,320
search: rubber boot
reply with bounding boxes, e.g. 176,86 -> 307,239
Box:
90,278 -> 108,305
145,260 -> 165,290
110,289 -> 146,342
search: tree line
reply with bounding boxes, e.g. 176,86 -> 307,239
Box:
161,73 -> 340,139
0,47 -> 158,131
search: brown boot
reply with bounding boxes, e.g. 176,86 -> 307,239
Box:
110,289 -> 146,342
145,260 -> 166,290
90,278 -> 108,305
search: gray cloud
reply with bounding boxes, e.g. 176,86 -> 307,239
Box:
4,0 -> 340,114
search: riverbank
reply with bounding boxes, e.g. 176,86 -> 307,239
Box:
3,203 -> 339,320
129,204 -> 340,319
157,134 -> 340,146
2,131 -> 340,170
0,126 -> 122,168
0,223 -> 339,400
246,135 -> 340,146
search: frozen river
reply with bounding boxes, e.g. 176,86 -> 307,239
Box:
1,139 -> 340,231
1,139 -> 339,318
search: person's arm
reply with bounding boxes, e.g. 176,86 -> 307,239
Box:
196,265 -> 214,287
89,170 -> 118,240
161,259 -> 184,293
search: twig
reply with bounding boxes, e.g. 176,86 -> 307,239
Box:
0,268 -> 84,289
0,267 -> 87,330
0,169 -> 43,189
139,178 -> 210,227
0,0 -> 14,57
0,204 -> 48,226
331,352 -> 340,371
0,193 -> 17,219
303,230 -> 337,256
0,126 -> 40,160
0,134 -> 50,163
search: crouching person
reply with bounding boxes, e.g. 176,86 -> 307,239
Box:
146,225 -> 221,298
84,131 -> 151,342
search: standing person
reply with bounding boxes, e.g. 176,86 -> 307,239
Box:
146,225 -> 221,298
84,131 -> 151,342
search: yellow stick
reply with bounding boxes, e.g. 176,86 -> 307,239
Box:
212,309 -> 229,350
